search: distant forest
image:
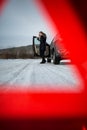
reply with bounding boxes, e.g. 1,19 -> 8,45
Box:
0,45 -> 34,59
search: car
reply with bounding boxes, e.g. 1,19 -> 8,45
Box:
50,34 -> 69,64
32,35 -> 69,64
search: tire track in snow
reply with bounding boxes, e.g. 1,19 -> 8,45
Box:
0,60 -> 33,86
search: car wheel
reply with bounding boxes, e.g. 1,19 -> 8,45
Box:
53,51 -> 61,64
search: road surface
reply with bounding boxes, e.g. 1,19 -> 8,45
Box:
0,59 -> 83,92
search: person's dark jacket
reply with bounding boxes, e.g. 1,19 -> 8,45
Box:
37,35 -> 46,57
39,35 -> 46,51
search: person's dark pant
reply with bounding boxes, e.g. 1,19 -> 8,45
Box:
40,49 -> 46,62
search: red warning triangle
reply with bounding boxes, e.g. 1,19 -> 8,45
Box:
0,0 -> 87,120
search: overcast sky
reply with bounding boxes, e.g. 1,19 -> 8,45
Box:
0,0 -> 57,49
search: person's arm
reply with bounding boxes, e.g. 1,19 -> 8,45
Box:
33,36 -> 40,41
37,37 -> 40,41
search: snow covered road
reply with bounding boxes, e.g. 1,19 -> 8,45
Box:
0,59 -> 83,92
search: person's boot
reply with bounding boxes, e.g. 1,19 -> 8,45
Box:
40,58 -> 46,64
40,60 -> 46,64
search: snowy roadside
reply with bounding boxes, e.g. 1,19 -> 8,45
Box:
0,59 -> 84,92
